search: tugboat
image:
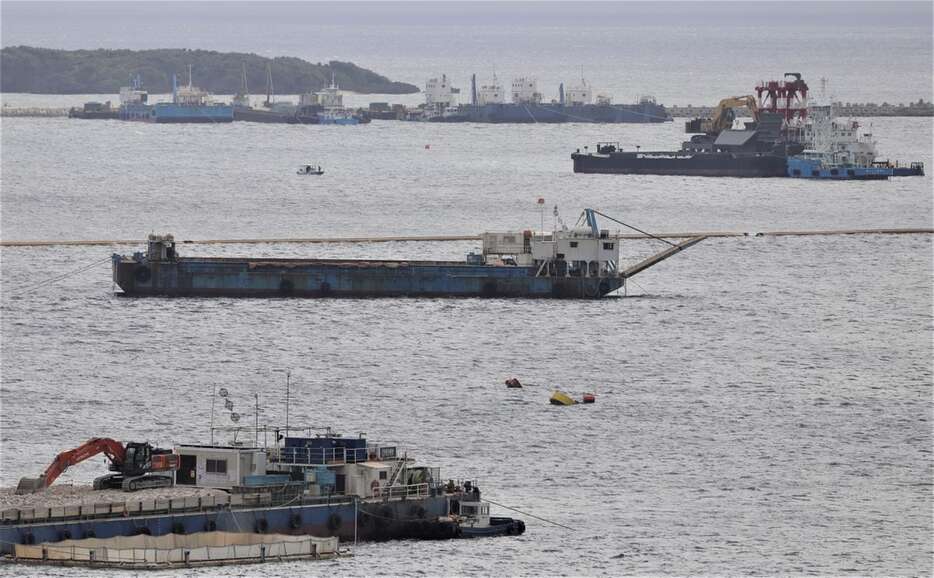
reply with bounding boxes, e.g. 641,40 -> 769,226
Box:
111,208 -> 705,299
448,482 -> 525,538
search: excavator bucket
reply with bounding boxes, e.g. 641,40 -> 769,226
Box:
15,476 -> 45,495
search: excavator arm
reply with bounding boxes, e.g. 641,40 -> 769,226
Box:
16,438 -> 126,494
710,95 -> 759,132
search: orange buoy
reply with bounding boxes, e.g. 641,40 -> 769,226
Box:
582,393 -> 596,404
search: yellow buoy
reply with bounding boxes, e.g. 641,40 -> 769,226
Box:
549,390 -> 577,406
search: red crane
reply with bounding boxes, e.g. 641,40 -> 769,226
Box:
16,438 -> 178,494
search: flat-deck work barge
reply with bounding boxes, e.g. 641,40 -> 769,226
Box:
0,431 -> 504,554
112,209 -> 704,299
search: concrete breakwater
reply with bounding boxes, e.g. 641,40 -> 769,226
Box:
666,99 -> 934,118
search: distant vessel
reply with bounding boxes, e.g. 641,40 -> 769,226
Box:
297,164 -> 324,175
119,68 -> 233,123
68,101 -> 119,120
787,79 -> 918,180
572,74 -> 809,177
420,73 -> 669,123
308,75 -> 369,125
232,64 -> 320,124
112,209 -> 704,299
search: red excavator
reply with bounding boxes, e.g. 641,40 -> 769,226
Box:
15,438 -> 179,494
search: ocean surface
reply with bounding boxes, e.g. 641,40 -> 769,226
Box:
2,3 -> 933,576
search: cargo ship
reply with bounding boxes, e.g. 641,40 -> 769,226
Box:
232,67 -> 367,125
119,69 -> 233,123
420,74 -> 669,124
111,209 -> 704,299
0,428 -> 520,552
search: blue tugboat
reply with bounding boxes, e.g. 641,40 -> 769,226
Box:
111,209 -> 704,299
787,154 -> 892,180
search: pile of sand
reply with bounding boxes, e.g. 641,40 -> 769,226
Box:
0,484 -> 226,510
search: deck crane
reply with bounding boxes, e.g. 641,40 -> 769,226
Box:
15,438 -> 179,494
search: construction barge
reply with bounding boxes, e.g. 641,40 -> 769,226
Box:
111,209 -> 704,299
1,429 -> 522,555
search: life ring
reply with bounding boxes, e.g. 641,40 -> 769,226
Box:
327,513 -> 342,531
371,480 -> 381,497
133,266 -> 152,283
279,278 -> 295,294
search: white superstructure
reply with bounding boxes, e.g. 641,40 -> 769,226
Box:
511,77 -> 541,104
565,79 -> 593,106
802,78 -> 879,166
477,74 -> 505,105
425,74 -> 460,109
480,208 -> 620,278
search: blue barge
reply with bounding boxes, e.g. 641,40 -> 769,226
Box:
119,71 -> 233,123
111,209 -> 705,299
1,431 -> 504,553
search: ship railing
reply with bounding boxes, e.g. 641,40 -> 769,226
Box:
269,446 -> 369,466
382,483 -> 430,500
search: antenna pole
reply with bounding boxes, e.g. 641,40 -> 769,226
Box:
210,384 -> 216,445
254,393 -> 259,447
285,370 -> 291,435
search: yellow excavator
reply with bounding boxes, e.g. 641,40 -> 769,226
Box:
686,95 -> 759,134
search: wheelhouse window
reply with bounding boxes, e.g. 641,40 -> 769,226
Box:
603,243 -> 615,250
206,459 -> 228,474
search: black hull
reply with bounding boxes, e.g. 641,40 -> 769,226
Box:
233,108 -> 319,124
154,118 -> 235,124
572,151 -> 788,177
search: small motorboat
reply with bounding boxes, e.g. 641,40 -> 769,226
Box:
297,164 -> 324,175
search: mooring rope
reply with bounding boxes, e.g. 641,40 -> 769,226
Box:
5,256 -> 112,297
483,498 -> 575,531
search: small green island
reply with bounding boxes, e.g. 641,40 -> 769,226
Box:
0,46 -> 420,94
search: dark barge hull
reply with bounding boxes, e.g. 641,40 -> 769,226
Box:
0,495 -> 452,554
572,151 -> 788,177
112,257 -> 625,299
433,102 -> 669,123
233,108 -> 319,124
